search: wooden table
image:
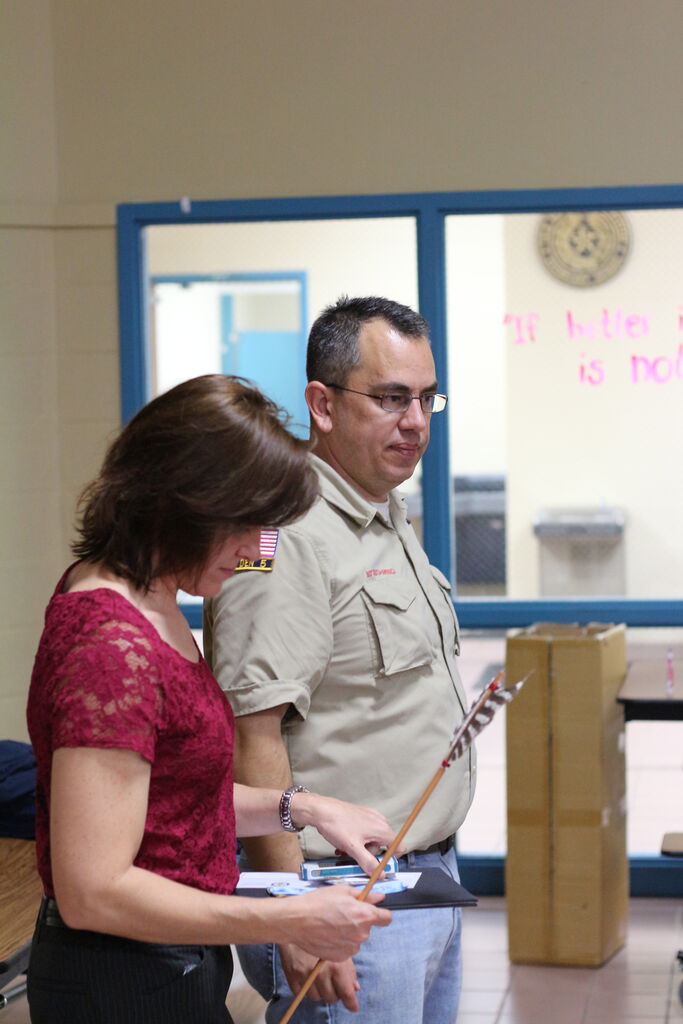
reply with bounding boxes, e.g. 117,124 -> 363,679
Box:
617,657 -> 683,721
0,838 -> 42,990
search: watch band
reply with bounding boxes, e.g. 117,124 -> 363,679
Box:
279,785 -> 309,832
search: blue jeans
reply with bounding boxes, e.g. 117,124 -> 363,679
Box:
237,848 -> 462,1024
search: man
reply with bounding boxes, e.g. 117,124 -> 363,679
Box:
204,296 -> 475,1023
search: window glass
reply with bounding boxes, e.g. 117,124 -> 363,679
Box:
446,210 -> 683,599
455,630 -> 508,856
150,276 -> 310,435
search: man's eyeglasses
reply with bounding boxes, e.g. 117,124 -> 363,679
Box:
325,384 -> 448,415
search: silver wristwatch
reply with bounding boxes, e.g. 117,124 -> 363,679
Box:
279,785 -> 309,832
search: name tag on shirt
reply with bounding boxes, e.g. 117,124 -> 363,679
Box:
235,557 -> 275,573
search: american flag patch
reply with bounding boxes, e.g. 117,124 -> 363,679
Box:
234,528 -> 279,572
259,529 -> 279,558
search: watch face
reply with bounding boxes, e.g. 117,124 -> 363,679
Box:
537,212 -> 630,287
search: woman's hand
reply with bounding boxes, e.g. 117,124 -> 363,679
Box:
274,885 -> 391,962
291,793 -> 399,877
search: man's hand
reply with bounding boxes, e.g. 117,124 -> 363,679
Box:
280,946 -> 360,1012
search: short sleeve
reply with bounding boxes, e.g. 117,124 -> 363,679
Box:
51,615 -> 163,762
205,527 -> 333,719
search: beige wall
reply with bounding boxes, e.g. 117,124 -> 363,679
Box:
1,2 -> 61,738
49,0 -> 683,203
2,0 -> 683,738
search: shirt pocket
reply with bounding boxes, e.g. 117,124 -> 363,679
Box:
361,577 -> 437,677
429,566 -> 461,656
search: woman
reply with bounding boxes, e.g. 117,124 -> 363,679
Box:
26,375 -> 393,1024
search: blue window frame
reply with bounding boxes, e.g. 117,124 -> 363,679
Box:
117,184 -> 683,630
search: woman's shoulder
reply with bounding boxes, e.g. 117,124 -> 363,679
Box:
41,565 -> 200,672
44,574 -> 154,651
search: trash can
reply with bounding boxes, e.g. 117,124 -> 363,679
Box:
454,475 -> 506,589
533,506 -> 626,596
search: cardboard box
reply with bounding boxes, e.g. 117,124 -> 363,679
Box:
505,623 -> 628,966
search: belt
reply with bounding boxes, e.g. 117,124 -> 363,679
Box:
40,897 -> 68,929
410,835 -> 455,856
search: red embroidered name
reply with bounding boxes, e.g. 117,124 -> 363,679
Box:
365,568 -> 397,577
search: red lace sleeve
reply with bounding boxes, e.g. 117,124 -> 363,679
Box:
50,606 -> 164,762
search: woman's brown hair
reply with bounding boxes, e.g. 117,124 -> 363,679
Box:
72,375 -> 317,590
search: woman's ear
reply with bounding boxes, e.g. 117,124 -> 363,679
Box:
305,381 -> 334,435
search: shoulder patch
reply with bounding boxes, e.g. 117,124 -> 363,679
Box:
235,557 -> 275,573
234,529 -> 279,572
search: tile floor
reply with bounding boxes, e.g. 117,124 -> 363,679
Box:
456,897 -> 683,1024
3,899 -> 682,1023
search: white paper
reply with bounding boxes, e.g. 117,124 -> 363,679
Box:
392,872 -> 421,889
236,871 -> 422,891
236,871 -> 300,890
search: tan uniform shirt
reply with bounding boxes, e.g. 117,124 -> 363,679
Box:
204,456 -> 476,859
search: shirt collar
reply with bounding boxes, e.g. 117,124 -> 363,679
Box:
310,454 -> 406,529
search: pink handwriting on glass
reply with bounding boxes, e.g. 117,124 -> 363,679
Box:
502,309 -> 650,344
578,356 -> 605,386
502,313 -> 539,344
566,309 -> 650,340
504,310 -> 683,386
631,344 -> 683,384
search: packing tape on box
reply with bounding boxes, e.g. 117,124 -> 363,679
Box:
510,809 -> 617,828
507,809 -> 550,826
554,809 -> 606,828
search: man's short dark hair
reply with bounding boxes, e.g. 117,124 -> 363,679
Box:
306,296 -> 430,385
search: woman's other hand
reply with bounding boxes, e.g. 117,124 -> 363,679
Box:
290,792 -> 401,877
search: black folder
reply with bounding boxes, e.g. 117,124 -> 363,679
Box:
380,868 -> 477,910
239,868 -> 476,910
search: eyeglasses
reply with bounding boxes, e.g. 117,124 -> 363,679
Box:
325,384 -> 448,415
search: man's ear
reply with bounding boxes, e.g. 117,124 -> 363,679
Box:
305,381 -> 334,434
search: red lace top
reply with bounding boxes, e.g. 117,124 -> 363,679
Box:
27,570 -> 240,899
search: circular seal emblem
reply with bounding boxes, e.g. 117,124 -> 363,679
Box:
537,211 -> 630,287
